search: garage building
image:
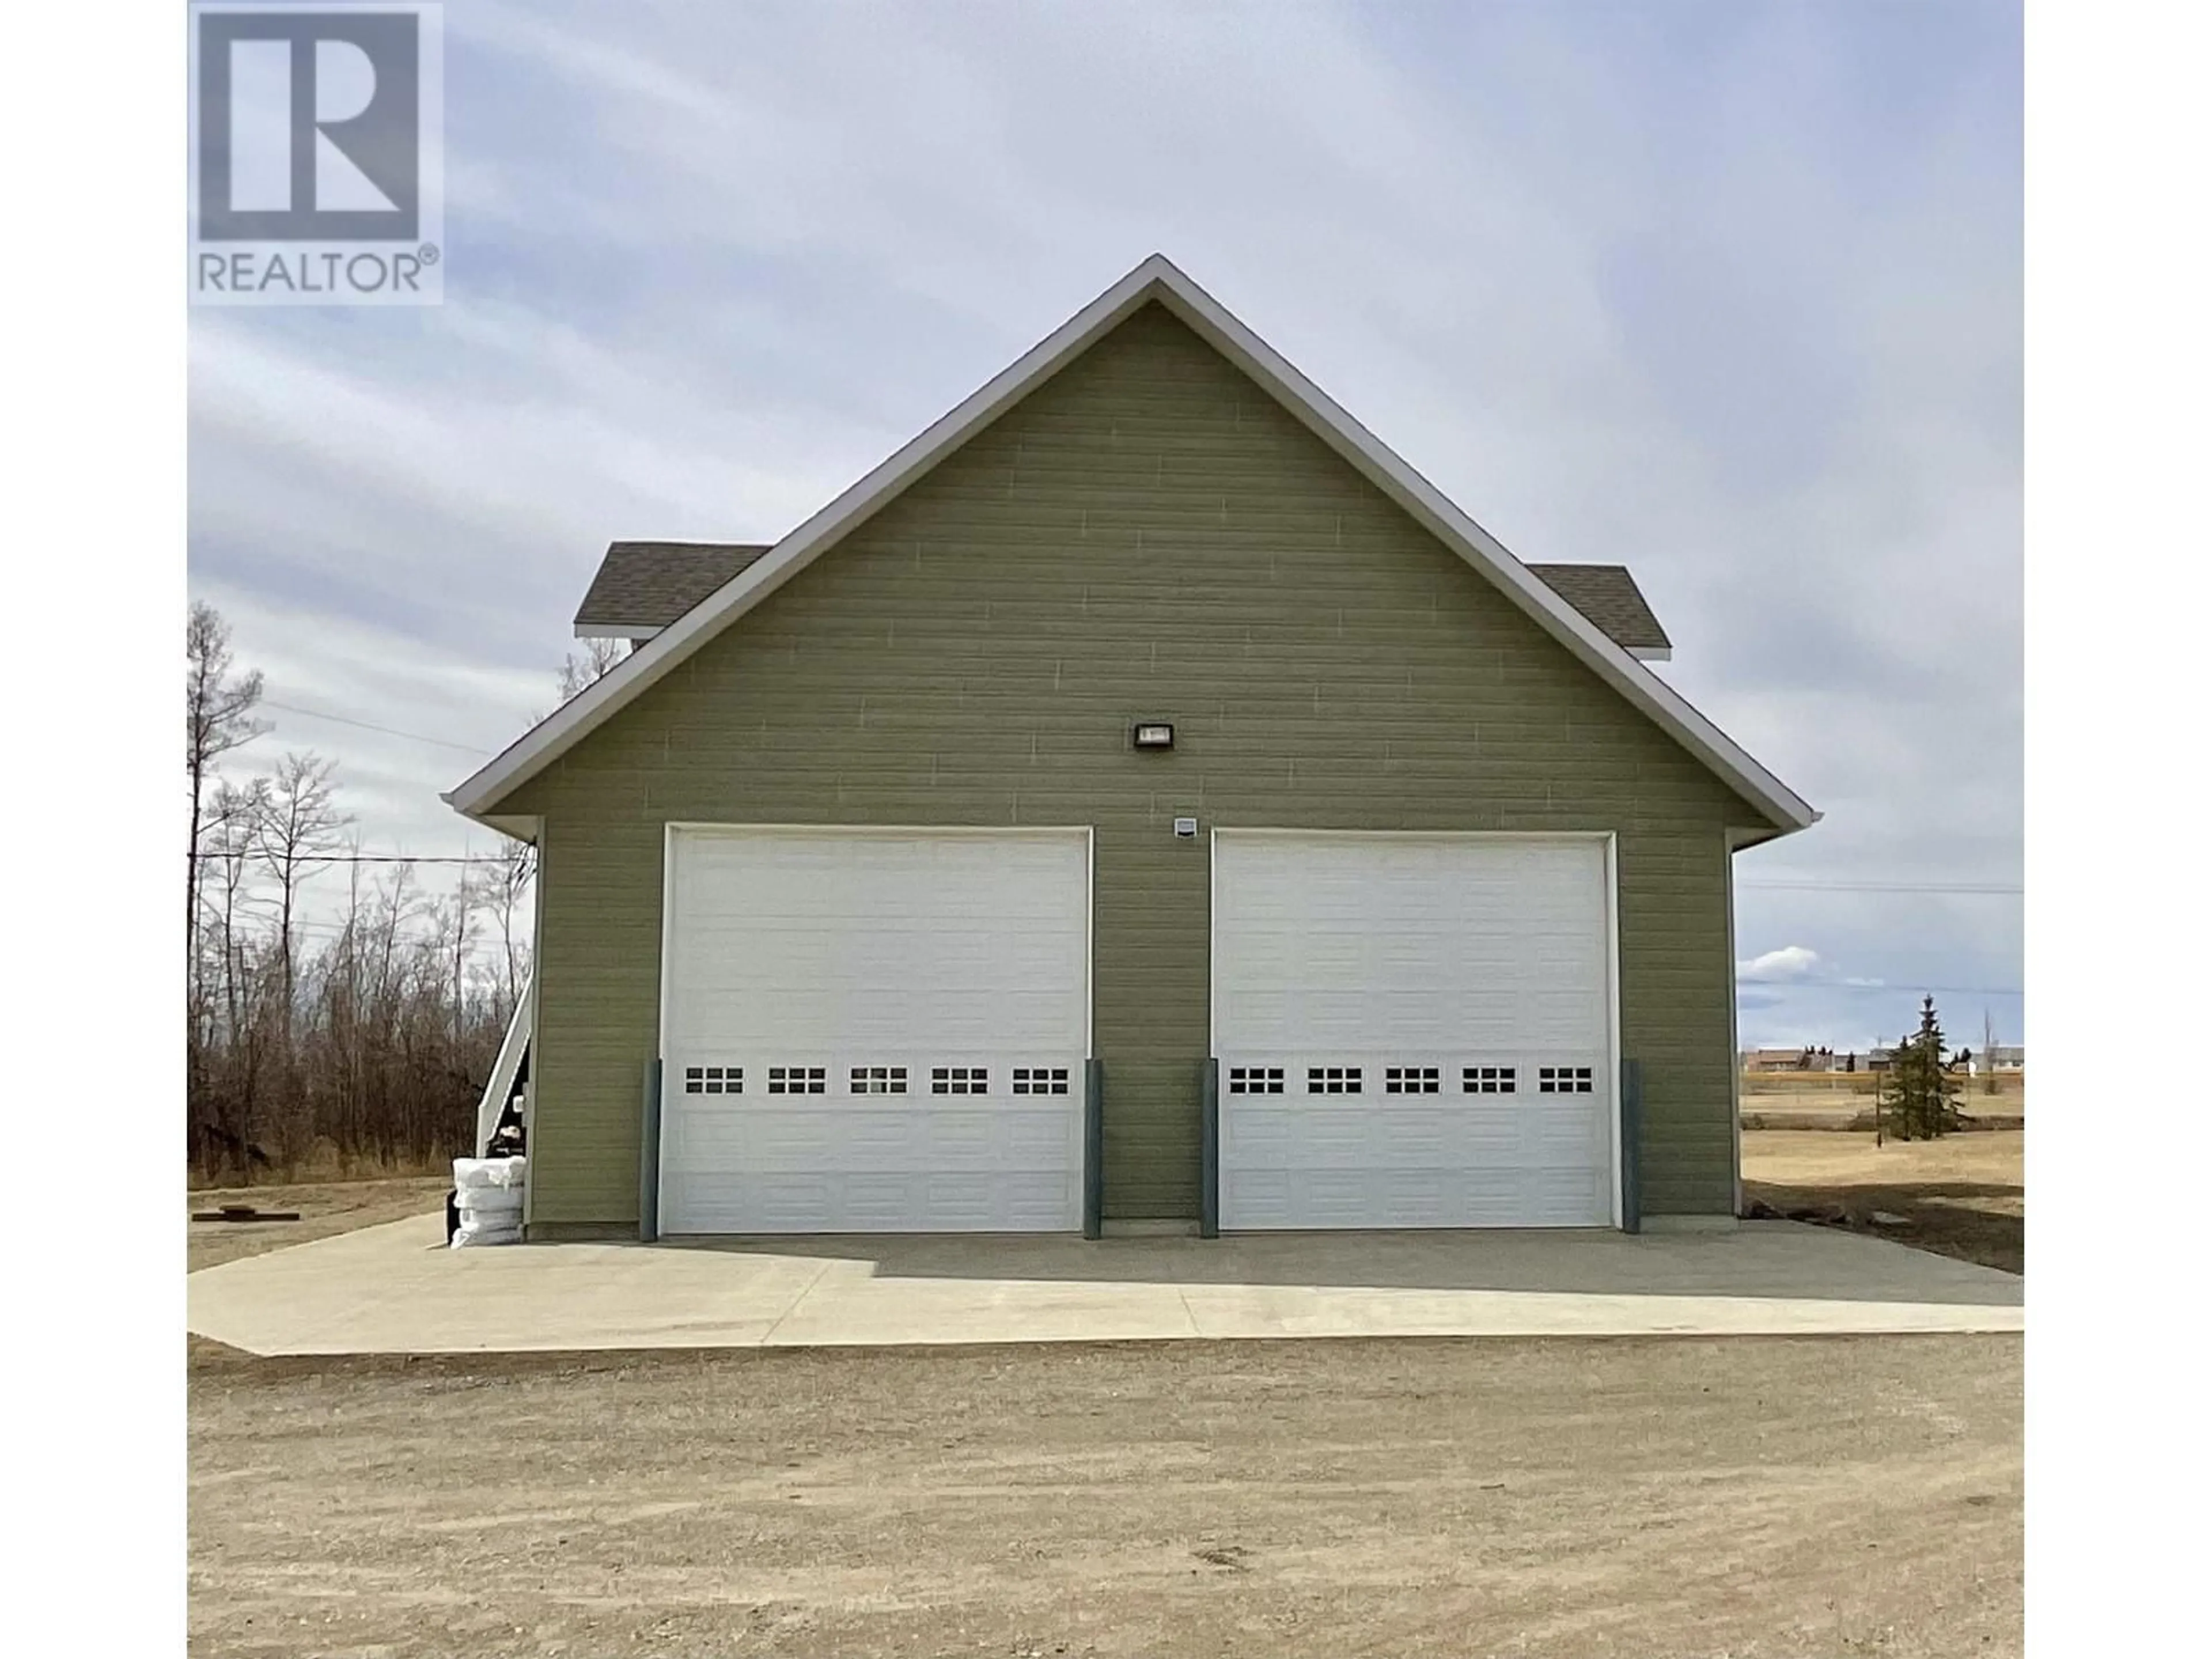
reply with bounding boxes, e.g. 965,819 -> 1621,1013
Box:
446,255 -> 1816,1240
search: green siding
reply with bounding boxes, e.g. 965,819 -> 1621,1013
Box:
495,302 -> 1770,1226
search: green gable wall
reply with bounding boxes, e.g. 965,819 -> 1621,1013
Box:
493,301 -> 1768,1228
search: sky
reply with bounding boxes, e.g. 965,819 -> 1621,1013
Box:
186,0 -> 2024,1054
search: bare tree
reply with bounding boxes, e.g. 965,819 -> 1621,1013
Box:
440,877 -> 478,1043
485,836 -> 536,1014
202,779 -> 266,1034
558,637 -> 628,702
186,603 -> 269,961
177,619 -> 541,1181
196,781 -> 268,1177
253,752 -> 351,1031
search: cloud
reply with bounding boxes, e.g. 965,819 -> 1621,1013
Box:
1738,945 -> 1823,983
188,2 -> 2021,1031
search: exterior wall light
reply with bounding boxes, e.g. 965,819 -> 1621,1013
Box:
1133,722 -> 1175,750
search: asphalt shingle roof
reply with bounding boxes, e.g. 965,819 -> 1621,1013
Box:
575,542 -> 1670,654
1522,563 -> 1672,652
573,541 -> 772,632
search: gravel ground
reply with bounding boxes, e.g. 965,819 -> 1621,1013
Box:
190,1334 -> 2021,1658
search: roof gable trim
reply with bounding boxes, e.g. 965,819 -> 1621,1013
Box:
448,255 -> 1813,832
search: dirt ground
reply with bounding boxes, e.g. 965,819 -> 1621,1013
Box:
189,1333 -> 2020,1659
187,1176 -> 452,1271
1741,1130 -> 2024,1275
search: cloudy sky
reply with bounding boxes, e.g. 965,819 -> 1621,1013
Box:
187,0 -> 2022,1053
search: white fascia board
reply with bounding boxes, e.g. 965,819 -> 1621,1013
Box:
573,622 -> 661,641
1631,645 -> 1672,663
449,254 -> 1814,834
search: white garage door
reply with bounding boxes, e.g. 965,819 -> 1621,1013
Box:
1213,831 -> 1616,1230
659,827 -> 1089,1233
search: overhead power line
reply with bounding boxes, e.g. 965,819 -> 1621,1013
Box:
260,698 -> 493,756
292,853 -> 515,865
1740,880 -> 2022,896
1742,978 -> 2024,998
228,702 -> 2027,899
260,855 -> 2016,894
191,851 -> 516,866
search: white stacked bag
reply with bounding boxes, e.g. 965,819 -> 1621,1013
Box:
450,1156 -> 527,1247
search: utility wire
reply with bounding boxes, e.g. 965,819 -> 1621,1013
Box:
1743,978 -> 2023,997
243,705 -> 2021,899
288,853 -> 516,865
1741,880 -> 2021,896
259,698 -> 493,756
240,710 -> 2021,898
230,851 -> 2024,894
225,711 -> 2031,897
190,851 -> 515,866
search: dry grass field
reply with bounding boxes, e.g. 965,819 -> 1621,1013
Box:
1739,1073 -> 2025,1131
1741,1129 -> 2024,1275
1738,1070 -> 2024,1101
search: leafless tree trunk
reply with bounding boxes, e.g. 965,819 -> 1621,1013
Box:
487,837 -> 536,1016
186,604 -> 268,969
187,604 -> 267,1162
201,792 -> 264,1177
254,752 -> 350,1041
444,877 -> 478,1044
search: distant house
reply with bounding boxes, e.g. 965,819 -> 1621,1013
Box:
1743,1046 -> 1835,1073
1863,1044 -> 2010,1075
1971,1045 -> 2025,1074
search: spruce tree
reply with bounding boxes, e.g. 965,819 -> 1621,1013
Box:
1917,994 -> 1964,1135
1888,995 -> 1964,1139
1878,1032 -> 1919,1139
1873,1036 -> 1906,1145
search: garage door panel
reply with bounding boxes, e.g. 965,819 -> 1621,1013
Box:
1223,1164 -> 1608,1231
671,984 -> 1083,1053
666,833 -> 1086,1058
1528,1108 -> 1608,1163
1281,1171 -> 1384,1230
1215,833 -> 1615,1231
1518,1168 -> 1614,1225
665,1168 -> 1082,1235
660,830 -> 1088,1234
839,1175 -> 927,1231
660,1171 -> 830,1234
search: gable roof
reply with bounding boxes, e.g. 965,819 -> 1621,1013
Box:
449,255 -> 1816,834
577,539 -> 1678,661
574,541 -> 771,637
1524,564 -> 1671,658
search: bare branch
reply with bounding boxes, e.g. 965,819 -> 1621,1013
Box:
558,637 -> 628,703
